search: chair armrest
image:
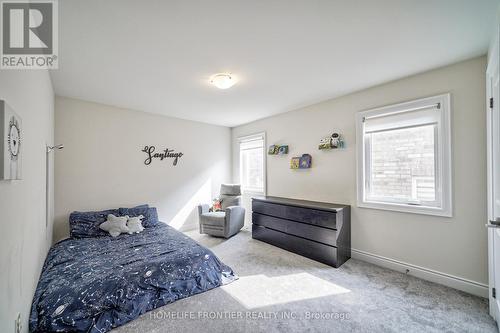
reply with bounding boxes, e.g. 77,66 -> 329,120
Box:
225,205 -> 245,215
198,204 -> 210,215
225,206 -> 245,237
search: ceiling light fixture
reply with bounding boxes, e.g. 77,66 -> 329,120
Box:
210,73 -> 236,89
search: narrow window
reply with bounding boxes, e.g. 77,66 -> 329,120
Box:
239,133 -> 265,194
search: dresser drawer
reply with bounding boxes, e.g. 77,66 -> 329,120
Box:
252,225 -> 338,267
252,212 -> 337,246
252,201 -> 336,229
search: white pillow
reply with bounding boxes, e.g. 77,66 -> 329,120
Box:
99,214 -> 129,237
127,215 -> 145,234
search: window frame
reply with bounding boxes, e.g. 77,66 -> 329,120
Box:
356,94 -> 452,217
238,132 -> 267,195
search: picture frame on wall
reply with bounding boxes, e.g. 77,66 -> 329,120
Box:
290,154 -> 312,169
0,100 -> 22,180
269,144 -> 289,155
278,145 -> 289,155
299,154 -> 312,168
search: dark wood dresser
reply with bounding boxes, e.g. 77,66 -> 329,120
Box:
252,196 -> 350,267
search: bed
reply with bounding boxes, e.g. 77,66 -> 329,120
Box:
29,207 -> 237,333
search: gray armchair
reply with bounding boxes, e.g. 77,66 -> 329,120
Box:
198,184 -> 245,238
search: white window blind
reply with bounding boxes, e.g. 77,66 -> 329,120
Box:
239,134 -> 265,194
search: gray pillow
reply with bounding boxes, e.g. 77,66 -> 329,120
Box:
221,195 -> 241,210
220,184 -> 241,196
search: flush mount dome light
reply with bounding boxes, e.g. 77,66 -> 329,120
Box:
210,73 -> 236,89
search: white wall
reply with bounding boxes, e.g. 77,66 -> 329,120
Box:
232,56 -> 488,290
0,71 -> 54,332
54,97 -> 231,241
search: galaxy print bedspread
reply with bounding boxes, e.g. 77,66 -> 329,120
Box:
29,223 -> 237,332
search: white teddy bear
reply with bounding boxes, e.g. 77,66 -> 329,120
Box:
127,215 -> 145,234
99,214 -> 130,237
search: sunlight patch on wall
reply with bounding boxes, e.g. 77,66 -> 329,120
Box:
169,178 -> 212,230
222,272 -> 350,309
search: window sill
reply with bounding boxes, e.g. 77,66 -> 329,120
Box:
357,200 -> 452,218
242,189 -> 265,196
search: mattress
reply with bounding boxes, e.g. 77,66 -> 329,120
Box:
29,223 -> 236,332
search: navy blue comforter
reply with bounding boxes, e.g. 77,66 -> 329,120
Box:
29,223 -> 236,332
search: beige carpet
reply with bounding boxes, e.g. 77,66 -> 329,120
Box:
114,228 -> 496,333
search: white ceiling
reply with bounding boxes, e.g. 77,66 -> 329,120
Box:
51,0 -> 498,127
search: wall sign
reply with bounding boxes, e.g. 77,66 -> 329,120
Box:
142,146 -> 183,166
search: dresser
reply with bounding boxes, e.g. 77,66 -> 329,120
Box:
252,196 -> 350,267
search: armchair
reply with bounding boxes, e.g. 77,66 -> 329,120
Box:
198,184 -> 245,238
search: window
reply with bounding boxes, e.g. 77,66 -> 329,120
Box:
239,133 -> 265,194
356,94 -> 452,217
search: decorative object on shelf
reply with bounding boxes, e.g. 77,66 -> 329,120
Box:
299,154 -> 312,168
1,100 -> 22,180
278,145 -> 288,155
318,137 -> 330,149
318,132 -> 345,150
269,144 -> 289,155
291,154 -> 312,169
142,146 -> 183,166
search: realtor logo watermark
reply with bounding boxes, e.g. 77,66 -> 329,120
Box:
1,0 -> 58,69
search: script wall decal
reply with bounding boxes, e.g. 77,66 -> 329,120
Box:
142,146 -> 183,166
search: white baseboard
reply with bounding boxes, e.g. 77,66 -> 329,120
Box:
351,248 -> 489,298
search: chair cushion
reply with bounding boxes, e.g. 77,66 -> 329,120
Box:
200,211 -> 226,227
220,195 -> 240,210
220,184 -> 241,196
